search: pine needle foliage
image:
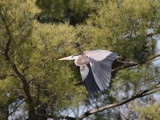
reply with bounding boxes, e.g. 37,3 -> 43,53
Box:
0,0 -> 160,119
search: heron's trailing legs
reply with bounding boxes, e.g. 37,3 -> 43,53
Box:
116,59 -> 138,65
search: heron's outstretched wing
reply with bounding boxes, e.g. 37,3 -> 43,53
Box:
85,50 -> 118,91
84,49 -> 113,61
80,64 -> 100,95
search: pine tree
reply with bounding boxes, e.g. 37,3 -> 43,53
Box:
0,0 -> 160,119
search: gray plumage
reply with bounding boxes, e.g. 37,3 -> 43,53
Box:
59,49 -> 118,95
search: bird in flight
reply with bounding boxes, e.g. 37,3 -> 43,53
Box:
59,49 -> 118,95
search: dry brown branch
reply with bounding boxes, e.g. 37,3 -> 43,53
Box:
122,31 -> 132,39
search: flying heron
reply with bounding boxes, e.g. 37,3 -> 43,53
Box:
59,49 -> 118,95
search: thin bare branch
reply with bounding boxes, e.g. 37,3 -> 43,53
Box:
146,32 -> 159,37
9,99 -> 25,116
0,74 -> 17,78
122,31 -> 132,39
78,83 -> 160,120
40,83 -> 160,120
41,115 -> 76,120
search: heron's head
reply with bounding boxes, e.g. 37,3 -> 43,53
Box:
58,55 -> 79,61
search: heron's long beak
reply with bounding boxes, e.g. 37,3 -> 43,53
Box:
58,56 -> 72,61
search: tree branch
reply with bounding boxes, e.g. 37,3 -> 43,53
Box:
146,32 -> 159,37
41,83 -> 160,120
0,74 -> 17,79
78,83 -> 160,120
46,115 -> 76,120
0,11 -> 12,60
0,11 -> 38,119
9,99 -> 25,116
122,31 -> 132,39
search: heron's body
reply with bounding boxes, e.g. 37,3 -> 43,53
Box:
59,49 -> 118,95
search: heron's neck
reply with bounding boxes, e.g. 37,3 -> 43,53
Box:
74,55 -> 89,66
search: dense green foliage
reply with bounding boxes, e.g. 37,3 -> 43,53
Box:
36,0 -> 95,25
0,0 -> 160,119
